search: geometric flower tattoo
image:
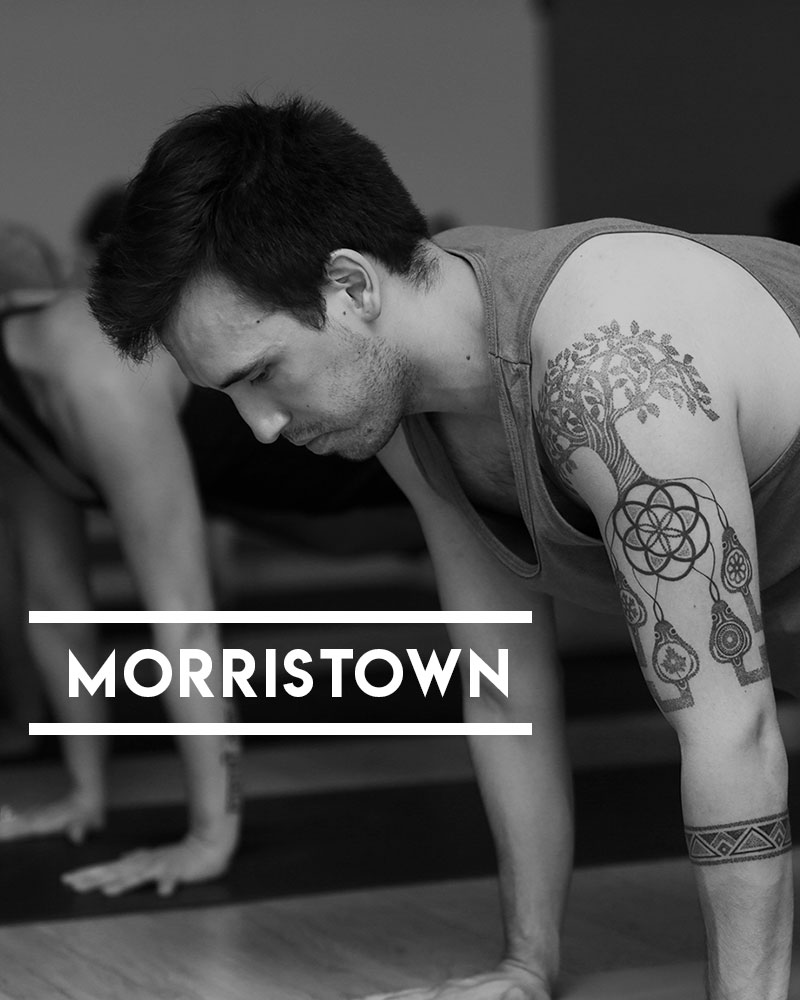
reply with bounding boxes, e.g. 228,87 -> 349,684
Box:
685,811 -> 791,865
537,320 -> 769,712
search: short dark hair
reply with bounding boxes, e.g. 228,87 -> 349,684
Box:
89,94 -> 432,360
76,183 -> 127,249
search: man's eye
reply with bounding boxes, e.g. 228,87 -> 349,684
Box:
249,367 -> 271,385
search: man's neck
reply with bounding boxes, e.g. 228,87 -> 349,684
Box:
394,245 -> 496,419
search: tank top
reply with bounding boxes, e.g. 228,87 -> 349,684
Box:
402,219 -> 800,655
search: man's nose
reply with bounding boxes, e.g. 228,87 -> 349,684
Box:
230,392 -> 289,443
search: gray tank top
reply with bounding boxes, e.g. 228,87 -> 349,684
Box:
402,219 -> 800,660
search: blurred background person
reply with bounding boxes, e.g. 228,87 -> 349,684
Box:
0,214 -> 418,899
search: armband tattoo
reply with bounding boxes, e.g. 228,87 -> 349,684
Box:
685,810 -> 791,865
537,320 -> 769,713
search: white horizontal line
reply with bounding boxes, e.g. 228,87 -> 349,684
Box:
28,610 -> 533,625
29,722 -> 533,737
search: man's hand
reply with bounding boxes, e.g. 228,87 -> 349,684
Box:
360,962 -> 551,1000
0,795 -> 104,844
61,830 -> 235,897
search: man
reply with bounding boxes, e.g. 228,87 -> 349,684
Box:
89,95 -> 800,999
0,220 -> 407,898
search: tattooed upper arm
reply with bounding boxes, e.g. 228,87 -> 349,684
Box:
535,319 -> 770,718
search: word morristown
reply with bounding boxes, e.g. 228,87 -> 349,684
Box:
68,647 -> 509,699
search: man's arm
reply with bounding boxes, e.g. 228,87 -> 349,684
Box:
364,432 -> 569,1000
533,311 -> 791,999
41,294 -> 240,895
0,445 -> 109,843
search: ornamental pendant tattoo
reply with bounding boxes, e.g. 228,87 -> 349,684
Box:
538,320 -> 767,711
650,615 -> 699,711
720,526 -> 762,629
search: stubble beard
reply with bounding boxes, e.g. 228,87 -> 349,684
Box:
328,328 -> 418,461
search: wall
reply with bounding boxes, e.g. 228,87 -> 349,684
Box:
551,0 -> 800,235
0,0 -> 553,259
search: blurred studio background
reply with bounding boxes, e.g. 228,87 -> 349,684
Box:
2,0 -> 800,906
6,0 -> 800,260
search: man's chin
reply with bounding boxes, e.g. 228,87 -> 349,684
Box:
322,440 -> 378,462
311,431 -> 386,462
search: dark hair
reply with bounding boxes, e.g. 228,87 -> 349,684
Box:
89,94 -> 432,360
76,183 -> 127,249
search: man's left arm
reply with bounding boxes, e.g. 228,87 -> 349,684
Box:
57,343 -> 240,896
534,317 -> 791,998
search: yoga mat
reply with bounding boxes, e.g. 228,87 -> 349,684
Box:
0,763 -> 688,926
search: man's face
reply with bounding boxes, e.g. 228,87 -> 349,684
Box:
164,275 -> 414,460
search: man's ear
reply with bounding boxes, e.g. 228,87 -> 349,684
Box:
325,249 -> 381,320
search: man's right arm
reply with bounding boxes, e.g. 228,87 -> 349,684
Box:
368,432 -> 569,1000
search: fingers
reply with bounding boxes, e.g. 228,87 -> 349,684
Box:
0,800 -> 103,842
357,974 -> 547,1000
66,817 -> 90,845
62,849 -> 161,896
364,992 -> 441,1000
60,837 -> 231,897
361,992 -> 434,1000
361,987 -> 452,1000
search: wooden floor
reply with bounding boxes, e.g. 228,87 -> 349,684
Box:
3,735 -> 800,998
0,853 -> 798,999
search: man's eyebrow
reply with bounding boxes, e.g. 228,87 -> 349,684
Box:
218,362 -> 258,390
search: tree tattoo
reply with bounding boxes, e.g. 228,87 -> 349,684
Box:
537,320 -> 768,712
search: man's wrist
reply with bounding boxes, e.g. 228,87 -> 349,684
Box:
499,956 -> 555,998
188,810 -> 240,853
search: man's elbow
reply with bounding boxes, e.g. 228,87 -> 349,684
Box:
679,706 -> 789,782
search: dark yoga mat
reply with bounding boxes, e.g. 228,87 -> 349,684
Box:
0,764 -> 692,926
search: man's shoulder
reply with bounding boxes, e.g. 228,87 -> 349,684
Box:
531,227 -> 762,350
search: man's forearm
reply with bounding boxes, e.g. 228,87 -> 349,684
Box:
681,732 -> 792,999
466,692 -> 573,991
152,622 -> 241,845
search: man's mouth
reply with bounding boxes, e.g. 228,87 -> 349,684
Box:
304,433 -> 330,453
282,429 -> 322,447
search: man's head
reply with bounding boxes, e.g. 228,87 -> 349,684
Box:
89,93 -> 433,362
89,94 -> 436,458
165,265 -> 418,460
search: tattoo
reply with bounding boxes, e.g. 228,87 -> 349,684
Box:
537,321 -> 768,711
538,320 -> 719,491
221,701 -> 243,814
685,811 -> 791,865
